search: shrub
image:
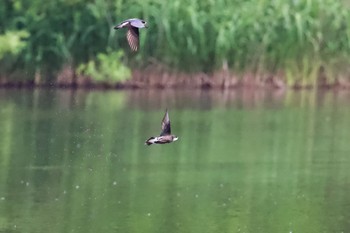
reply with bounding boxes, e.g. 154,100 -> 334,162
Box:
77,50 -> 131,83
0,30 -> 28,58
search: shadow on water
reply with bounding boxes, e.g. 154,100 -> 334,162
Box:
0,88 -> 350,233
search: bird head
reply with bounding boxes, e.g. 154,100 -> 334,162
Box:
142,20 -> 148,28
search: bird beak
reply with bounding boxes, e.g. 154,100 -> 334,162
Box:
145,23 -> 148,28
113,25 -> 119,30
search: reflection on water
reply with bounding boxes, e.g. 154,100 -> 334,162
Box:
0,88 -> 350,233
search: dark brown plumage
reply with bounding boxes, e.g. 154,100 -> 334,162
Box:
114,18 -> 147,52
145,109 -> 179,146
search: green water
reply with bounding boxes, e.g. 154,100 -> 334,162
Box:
0,89 -> 350,233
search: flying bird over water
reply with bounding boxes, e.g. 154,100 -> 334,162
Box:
145,109 -> 179,146
114,18 -> 147,52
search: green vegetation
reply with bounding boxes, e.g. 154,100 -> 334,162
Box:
0,31 -> 28,58
77,50 -> 131,83
1,0 -> 350,85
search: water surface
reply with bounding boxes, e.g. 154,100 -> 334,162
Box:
0,89 -> 350,233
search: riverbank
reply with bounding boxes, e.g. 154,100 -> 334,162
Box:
1,67 -> 350,90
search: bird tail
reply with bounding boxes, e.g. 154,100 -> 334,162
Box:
145,137 -> 156,146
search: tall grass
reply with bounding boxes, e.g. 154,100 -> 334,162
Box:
1,0 -> 350,84
142,0 -> 350,83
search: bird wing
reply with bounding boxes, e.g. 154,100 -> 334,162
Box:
114,20 -> 129,29
126,26 -> 139,51
160,109 -> 171,136
130,19 -> 145,28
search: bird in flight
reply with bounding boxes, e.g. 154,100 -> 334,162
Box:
145,109 -> 179,146
114,18 -> 147,52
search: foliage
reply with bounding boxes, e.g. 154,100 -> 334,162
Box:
0,30 -> 28,59
0,0 -> 114,79
0,30 -> 29,77
77,50 -> 131,83
1,0 -> 350,83
142,0 -> 350,80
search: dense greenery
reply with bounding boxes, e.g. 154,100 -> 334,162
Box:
77,50 -> 131,83
1,0 -> 350,83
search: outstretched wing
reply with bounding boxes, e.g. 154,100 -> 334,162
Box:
130,19 -> 146,28
160,109 -> 171,136
114,20 -> 129,29
126,26 -> 139,51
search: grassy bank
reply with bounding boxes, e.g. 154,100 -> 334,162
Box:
1,0 -> 350,87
